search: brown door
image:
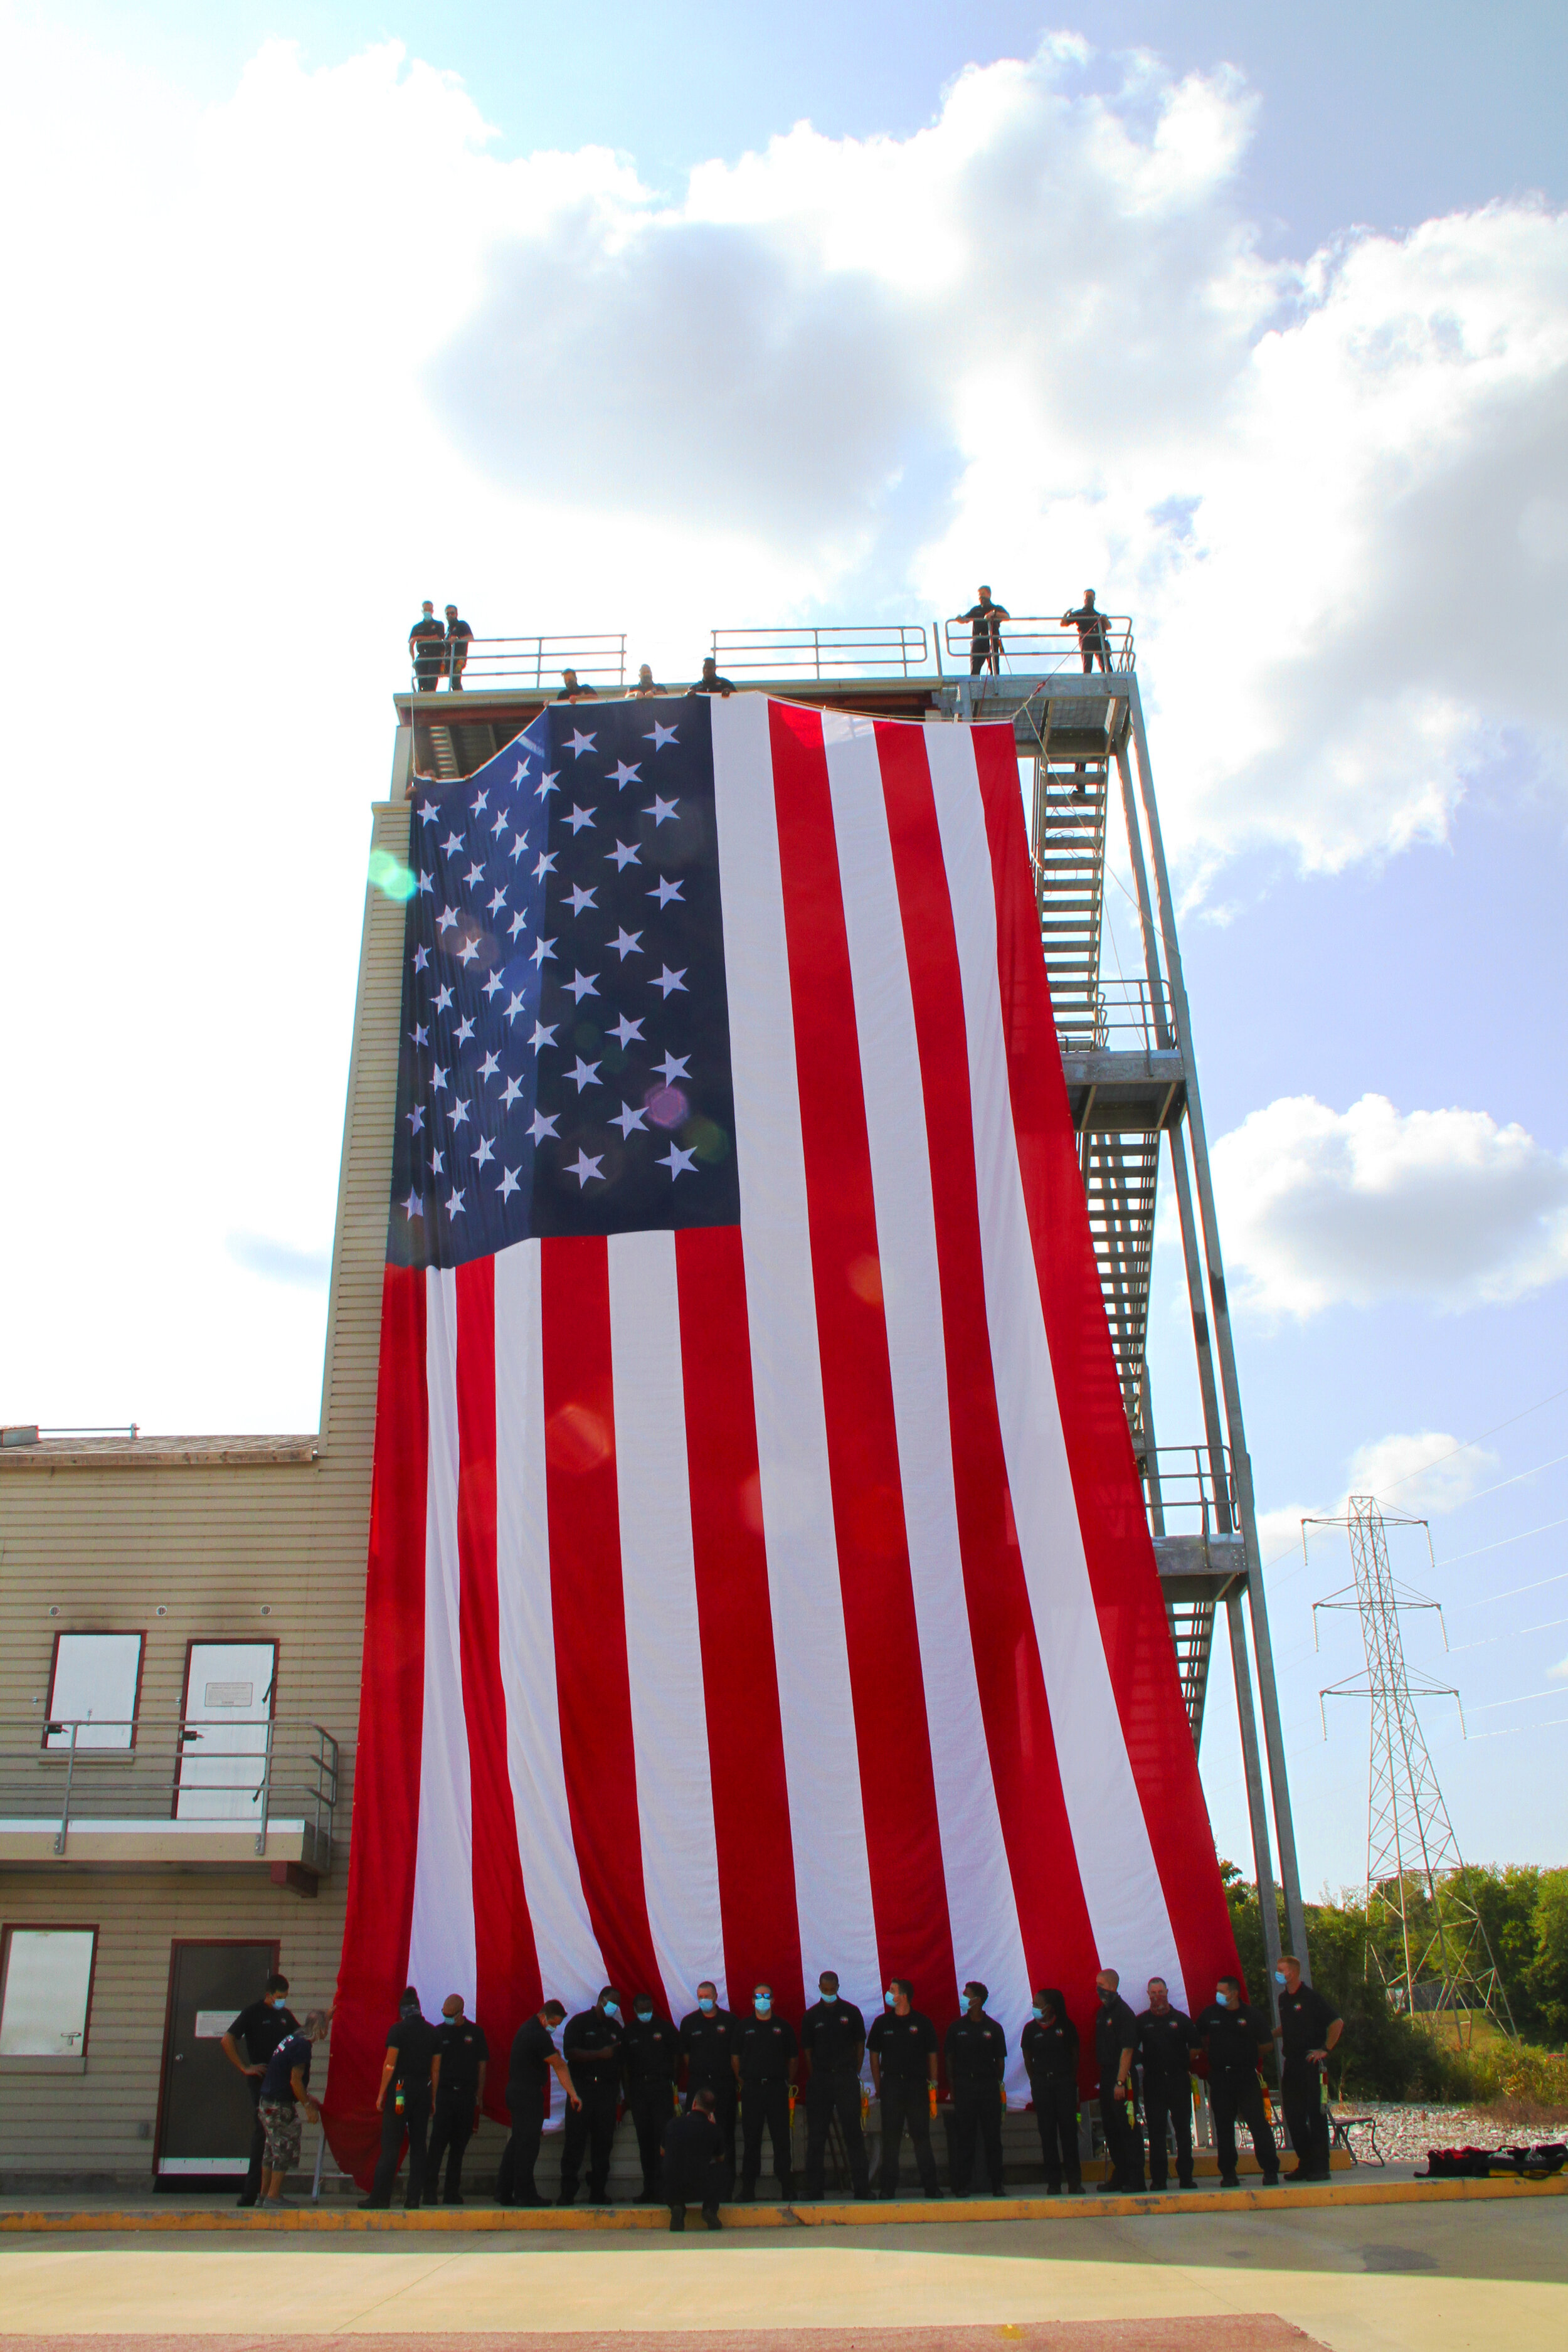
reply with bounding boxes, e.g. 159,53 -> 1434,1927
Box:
156,1941 -> 278,2187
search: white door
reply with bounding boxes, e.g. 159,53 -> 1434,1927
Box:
176,1641 -> 277,1822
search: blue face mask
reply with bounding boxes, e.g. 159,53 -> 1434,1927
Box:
1274,1970 -> 1288,1987
1032,2003 -> 1045,2018
884,1989 -> 897,2008
699,1996 -> 715,2014
1216,1989 -> 1231,2007
755,1999 -> 771,2015
635,2007 -> 652,2023
603,2003 -> 621,2021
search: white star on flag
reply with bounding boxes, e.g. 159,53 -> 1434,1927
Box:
610,1103 -> 649,1138
497,1166 -> 521,1200
441,830 -> 464,855
654,1051 -> 690,1084
645,796 -> 678,826
566,970 -> 600,1003
645,721 -> 678,750
611,928 -> 642,960
568,1056 -> 602,1092
650,876 -> 683,906
607,840 -> 641,871
502,1076 -> 524,1108
529,1110 -> 559,1142
652,965 -> 688,997
658,1144 -> 698,1179
566,804 -> 596,834
567,1149 -> 604,1187
566,730 -> 596,758
403,1190 -> 423,1218
474,1135 -> 495,1167
610,1013 -> 645,1047
529,1021 -> 558,1052
455,1014 -> 475,1045
609,759 -> 641,789
447,1186 -> 466,1216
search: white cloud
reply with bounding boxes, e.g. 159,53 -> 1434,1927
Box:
1211,1094 -> 1568,1318
1256,1431 -> 1497,1567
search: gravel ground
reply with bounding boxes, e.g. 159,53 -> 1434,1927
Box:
1350,2102 -> 1567,2160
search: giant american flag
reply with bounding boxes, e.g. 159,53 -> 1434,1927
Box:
327,691 -> 1237,2168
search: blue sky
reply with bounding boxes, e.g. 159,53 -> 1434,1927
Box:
3,2 -> 1565,1893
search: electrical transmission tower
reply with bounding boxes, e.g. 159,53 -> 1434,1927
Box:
1306,1495 -> 1513,2045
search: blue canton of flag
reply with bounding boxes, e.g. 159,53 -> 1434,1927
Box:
387,697 -> 740,1268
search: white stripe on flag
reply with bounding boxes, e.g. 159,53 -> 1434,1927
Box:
709,693 -> 881,2001
607,1229 -> 729,2018
924,726 -> 1186,2006
494,1237 -> 606,2010
822,709 -> 1034,2082
407,1266 -> 477,2011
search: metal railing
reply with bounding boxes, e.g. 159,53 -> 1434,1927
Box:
710,625 -> 930,679
409,635 -> 627,696
1052,975 -> 1175,1054
6,1715 -> 338,1865
943,615 -> 1135,674
1138,1444 -> 1239,1541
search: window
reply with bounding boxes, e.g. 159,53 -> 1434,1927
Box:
0,1927 -> 97,2069
45,1631 -> 144,1751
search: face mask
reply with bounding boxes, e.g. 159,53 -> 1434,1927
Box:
884,1989 -> 897,2007
1274,1970 -> 1288,1987
1032,2003 -> 1044,2018
1216,1990 -> 1231,2007
756,2000 -> 771,2016
635,2007 -> 652,2023
603,2003 -> 621,2021
819,1988 -> 835,2002
699,1997 -> 715,2014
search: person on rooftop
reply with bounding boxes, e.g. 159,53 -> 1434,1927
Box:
1061,590 -> 1111,672
443,605 -> 474,691
556,668 -> 597,702
955,586 -> 1009,676
688,657 -> 735,697
627,664 -> 666,698
408,601 -> 445,695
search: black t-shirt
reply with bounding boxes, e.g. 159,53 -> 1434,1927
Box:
1277,1984 -> 1340,2065
509,2015 -> 559,2108
945,2013 -> 1007,2085
555,682 -> 598,701
435,2018 -> 489,2094
1021,2015 -> 1079,2083
410,616 -> 445,654
260,2030 -> 310,2101
1093,1995 -> 1138,2079
1063,602 -> 1108,644
1194,2001 -> 1271,2077
228,1998 -> 298,2069
734,2015 -> 797,2084
563,2006 -> 624,2090
961,601 -> 1008,640
800,1997 -> 866,2076
1135,2007 -> 1195,2085
663,2106 -> 721,2179
386,2014 -> 440,2095
679,2006 -> 735,2089
445,618 -> 474,647
623,2015 -> 680,2090
867,2008 -> 938,2085
689,674 -> 735,695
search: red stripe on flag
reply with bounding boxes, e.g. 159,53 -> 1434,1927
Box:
874,720 -> 1101,1998
969,721 -> 1238,1997
675,1223 -> 803,2021
455,1256 -> 541,2107
539,1234 -> 663,2001
326,1263 -> 428,2185
767,699 -> 958,2022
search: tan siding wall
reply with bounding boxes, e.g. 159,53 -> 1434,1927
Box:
0,792 -> 410,2182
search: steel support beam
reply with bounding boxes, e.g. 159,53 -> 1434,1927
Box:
1125,688 -> 1311,1973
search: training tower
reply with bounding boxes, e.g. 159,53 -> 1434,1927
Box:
1310,1496 -> 1513,2040
398,611 -> 1310,1984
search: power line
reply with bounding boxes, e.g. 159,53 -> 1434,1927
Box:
1434,1512 -> 1568,1572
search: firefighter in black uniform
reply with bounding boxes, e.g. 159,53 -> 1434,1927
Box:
663,2085 -> 724,2231
1192,1974 -> 1279,2188
799,1969 -> 870,2201
1274,1956 -> 1342,2182
1020,1988 -> 1081,2193
558,1987 -> 624,2205
678,1980 -> 737,2195
623,1994 -> 680,2204
1093,1969 -> 1145,2192
944,1980 -> 1007,2196
1135,1978 -> 1197,2190
425,1993 -> 488,2205
408,602 -> 445,693
733,1983 -> 798,2200
867,1979 -> 941,2198
500,2000 -> 577,2206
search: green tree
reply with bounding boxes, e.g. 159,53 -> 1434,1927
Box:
1527,1868 -> 1568,2043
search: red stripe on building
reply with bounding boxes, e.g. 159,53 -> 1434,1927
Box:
674,1222 -> 803,2021
969,720 -> 1238,2000
539,1234 -> 663,2001
454,1256 -> 541,2110
875,719 -> 1101,2000
327,1263 -> 428,2184
766,698 -> 958,2022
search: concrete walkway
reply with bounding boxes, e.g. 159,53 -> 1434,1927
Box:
1,2193 -> 1565,2351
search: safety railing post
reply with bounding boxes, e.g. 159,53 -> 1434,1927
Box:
55,1720 -> 78,1856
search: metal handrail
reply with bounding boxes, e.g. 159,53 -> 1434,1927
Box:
709,625 -> 929,680
945,615 -> 1135,673
1139,1444 -> 1237,1538
409,634 -> 628,696
1051,976 -> 1175,1054
6,1715 -> 338,1865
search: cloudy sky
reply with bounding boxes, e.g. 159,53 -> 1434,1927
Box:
4,0 -> 1566,1895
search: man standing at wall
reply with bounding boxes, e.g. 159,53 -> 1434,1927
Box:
1274,1957 -> 1342,2183
221,1972 -> 299,2210
363,1987 -> 440,2210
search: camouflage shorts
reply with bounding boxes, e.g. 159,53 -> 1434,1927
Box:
258,2097 -> 302,2171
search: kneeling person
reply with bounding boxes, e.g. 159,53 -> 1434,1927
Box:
664,2087 -> 724,2231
